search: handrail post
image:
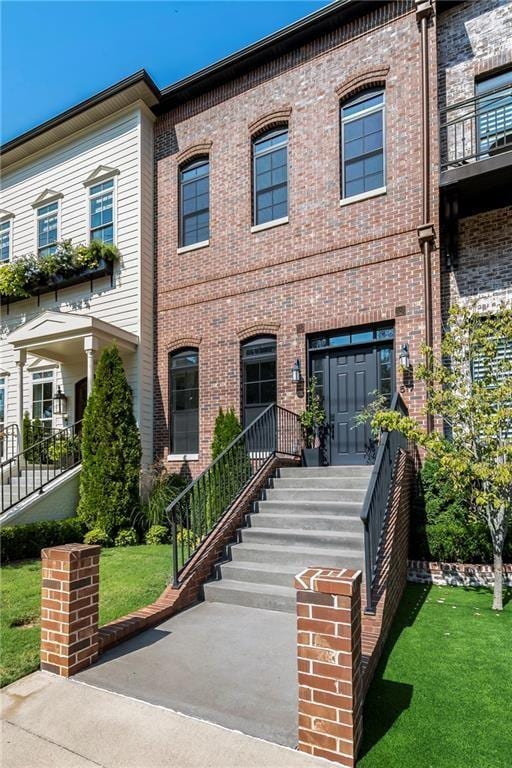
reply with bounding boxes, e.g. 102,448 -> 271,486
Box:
171,512 -> 179,588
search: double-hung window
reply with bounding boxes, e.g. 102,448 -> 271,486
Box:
32,370 -> 54,430
1,220 -> 11,262
89,179 -> 114,244
37,202 -> 59,257
179,159 -> 209,248
252,128 -> 288,226
169,348 -> 199,454
341,88 -> 385,200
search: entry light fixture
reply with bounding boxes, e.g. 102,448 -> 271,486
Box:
53,386 -> 68,416
291,359 -> 302,383
399,344 -> 411,370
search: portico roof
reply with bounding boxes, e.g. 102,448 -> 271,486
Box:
8,310 -> 138,363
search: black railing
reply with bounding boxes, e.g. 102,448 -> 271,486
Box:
360,393 -> 408,612
167,403 -> 301,587
1,421 -> 82,514
440,83 -> 512,170
0,424 -> 20,460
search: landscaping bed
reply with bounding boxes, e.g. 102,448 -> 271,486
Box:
0,544 -> 172,688
359,583 -> 512,768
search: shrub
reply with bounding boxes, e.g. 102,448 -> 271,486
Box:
47,435 -> 80,463
176,528 -> 200,550
114,528 -> 138,547
133,466 -> 189,536
78,344 -> 142,539
145,524 -> 170,545
0,517 -> 86,564
211,407 -> 243,459
83,527 -> 112,547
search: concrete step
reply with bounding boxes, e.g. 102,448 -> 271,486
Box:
278,466 -> 373,478
264,487 -> 367,502
215,560 -> 299,589
228,541 -> 364,571
203,579 -> 296,613
271,476 -> 370,490
247,511 -> 364,533
241,527 -> 364,551
255,500 -> 363,516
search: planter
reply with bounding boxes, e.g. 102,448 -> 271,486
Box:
301,447 -> 321,467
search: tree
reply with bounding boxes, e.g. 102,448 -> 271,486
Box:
78,344 -> 142,538
374,305 -> 512,610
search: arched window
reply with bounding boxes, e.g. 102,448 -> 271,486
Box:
241,336 -> 277,426
252,127 -> 288,226
169,348 -> 199,454
179,158 -> 209,248
340,88 -> 385,200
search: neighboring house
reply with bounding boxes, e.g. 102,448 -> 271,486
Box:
0,72 -> 158,519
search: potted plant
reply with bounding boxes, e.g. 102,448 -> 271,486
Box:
299,376 -> 326,467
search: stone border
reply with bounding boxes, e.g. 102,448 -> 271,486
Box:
408,560 -> 512,587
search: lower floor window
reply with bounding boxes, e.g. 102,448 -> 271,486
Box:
241,336 -> 277,426
170,348 -> 199,454
32,370 -> 54,429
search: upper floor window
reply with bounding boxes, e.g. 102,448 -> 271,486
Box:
179,158 -> 209,248
476,69 -> 512,157
252,127 -> 288,226
1,220 -> 11,262
37,202 -> 59,257
341,88 -> 385,200
89,179 -> 115,244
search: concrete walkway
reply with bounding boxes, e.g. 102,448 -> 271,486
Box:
75,602 -> 298,747
1,672 -> 332,768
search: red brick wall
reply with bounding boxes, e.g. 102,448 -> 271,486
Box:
154,2 -> 441,474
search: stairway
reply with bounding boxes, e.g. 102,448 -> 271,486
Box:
203,465 -> 371,613
1,464 -> 60,511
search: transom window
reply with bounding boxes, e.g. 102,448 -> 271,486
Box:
252,127 -> 288,226
170,348 -> 199,454
1,220 -> 11,262
341,88 -> 385,199
241,336 -> 277,426
179,158 -> 209,248
32,370 -> 54,426
89,179 -> 114,244
37,202 -> 59,257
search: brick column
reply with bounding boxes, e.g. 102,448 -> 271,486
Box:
295,567 -> 363,767
41,544 -> 100,677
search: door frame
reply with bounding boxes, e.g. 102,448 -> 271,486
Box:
75,377 -> 88,424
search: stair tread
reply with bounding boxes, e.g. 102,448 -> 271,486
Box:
221,560 -> 303,575
205,579 -> 295,596
259,500 -> 363,508
244,526 -> 362,538
231,541 -> 363,557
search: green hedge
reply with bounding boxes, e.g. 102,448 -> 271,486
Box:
0,517 -> 86,564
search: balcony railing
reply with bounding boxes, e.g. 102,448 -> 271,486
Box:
440,83 -> 512,171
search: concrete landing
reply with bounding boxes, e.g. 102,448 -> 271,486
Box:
75,601 -> 299,748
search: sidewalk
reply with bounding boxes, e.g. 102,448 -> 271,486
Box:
1,672 -> 332,768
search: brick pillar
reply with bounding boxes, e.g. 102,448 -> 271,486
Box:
295,567 -> 363,767
41,544 -> 100,677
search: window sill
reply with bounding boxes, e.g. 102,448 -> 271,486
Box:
250,216 -> 288,234
339,187 -> 387,207
167,453 -> 199,462
177,240 -> 209,255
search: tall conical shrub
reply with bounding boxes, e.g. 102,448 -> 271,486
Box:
78,344 -> 141,538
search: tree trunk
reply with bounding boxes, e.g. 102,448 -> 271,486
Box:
493,549 -> 503,612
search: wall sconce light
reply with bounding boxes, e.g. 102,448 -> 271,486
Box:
399,344 -> 411,371
53,386 -> 68,416
291,359 -> 302,383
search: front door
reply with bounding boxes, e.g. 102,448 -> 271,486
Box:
75,378 -> 88,424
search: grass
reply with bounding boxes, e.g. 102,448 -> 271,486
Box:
0,544 -> 172,688
359,583 -> 512,768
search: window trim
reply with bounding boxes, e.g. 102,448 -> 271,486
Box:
178,156 -> 210,249
169,347 -> 200,456
87,176 -> 117,246
31,369 -> 54,425
252,126 -> 289,228
241,335 -> 278,427
340,88 -> 386,202
1,218 -> 13,263
35,201 -> 61,258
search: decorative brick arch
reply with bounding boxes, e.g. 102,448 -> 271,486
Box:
248,107 -> 292,138
335,67 -> 390,102
236,322 -> 280,341
176,142 -> 212,166
166,336 -> 202,353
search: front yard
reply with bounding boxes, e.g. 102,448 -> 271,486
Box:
360,583 -> 512,768
0,544 -> 172,688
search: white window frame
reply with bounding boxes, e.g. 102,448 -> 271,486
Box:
31,369 -> 54,426
35,201 -> 61,258
341,89 -> 386,202
87,176 -> 117,246
1,219 -> 12,262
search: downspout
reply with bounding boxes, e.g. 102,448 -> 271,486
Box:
416,0 -> 436,432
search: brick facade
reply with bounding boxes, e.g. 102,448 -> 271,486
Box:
154,2 -> 441,474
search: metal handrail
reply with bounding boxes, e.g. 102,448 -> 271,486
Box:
167,403 -> 301,587
0,424 -> 20,460
1,421 -> 82,514
360,392 -> 408,612
440,83 -> 512,170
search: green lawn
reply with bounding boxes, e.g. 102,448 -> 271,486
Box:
0,544 -> 172,688
359,583 -> 512,768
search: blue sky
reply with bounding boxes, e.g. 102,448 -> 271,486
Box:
1,1 -> 330,144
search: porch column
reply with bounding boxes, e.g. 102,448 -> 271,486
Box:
14,348 -> 26,449
84,336 -> 99,397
